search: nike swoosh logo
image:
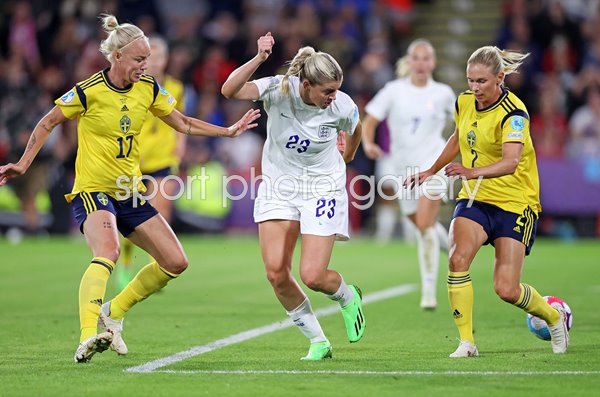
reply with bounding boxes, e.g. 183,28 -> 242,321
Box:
280,113 -> 293,119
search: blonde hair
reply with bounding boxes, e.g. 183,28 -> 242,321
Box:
467,46 -> 529,76
395,38 -> 435,78
99,14 -> 146,63
281,46 -> 343,94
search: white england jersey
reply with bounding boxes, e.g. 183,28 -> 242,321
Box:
253,75 -> 359,197
365,77 -> 455,174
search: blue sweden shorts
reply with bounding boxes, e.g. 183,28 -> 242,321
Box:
453,199 -> 539,255
71,192 -> 158,237
144,166 -> 173,179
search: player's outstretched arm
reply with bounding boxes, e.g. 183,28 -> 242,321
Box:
160,108 -> 261,138
221,32 -> 274,100
0,106 -> 66,186
405,128 -> 460,189
445,141 -> 523,180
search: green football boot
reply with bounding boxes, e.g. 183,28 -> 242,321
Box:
300,341 -> 333,361
340,285 -> 365,343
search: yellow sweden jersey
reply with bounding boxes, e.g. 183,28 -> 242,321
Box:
56,69 -> 177,202
455,88 -> 541,215
139,75 -> 185,174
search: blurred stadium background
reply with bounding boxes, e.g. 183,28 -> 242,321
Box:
0,0 -> 599,241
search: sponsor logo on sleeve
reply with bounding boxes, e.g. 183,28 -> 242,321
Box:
507,132 -> 524,140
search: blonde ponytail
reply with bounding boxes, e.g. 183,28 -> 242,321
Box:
468,46 -> 529,76
98,14 -> 146,64
281,46 -> 343,95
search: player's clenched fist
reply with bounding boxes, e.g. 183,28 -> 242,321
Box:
257,32 -> 275,60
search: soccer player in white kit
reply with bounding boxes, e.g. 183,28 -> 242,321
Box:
221,32 -> 365,360
362,39 -> 456,310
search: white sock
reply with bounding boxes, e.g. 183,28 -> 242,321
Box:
286,298 -> 327,343
326,277 -> 354,307
435,222 -> 449,253
375,204 -> 396,242
416,226 -> 440,301
401,216 -> 417,244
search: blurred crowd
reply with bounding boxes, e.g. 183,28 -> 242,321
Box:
0,0 -> 598,236
498,0 -> 600,162
0,0 -> 418,234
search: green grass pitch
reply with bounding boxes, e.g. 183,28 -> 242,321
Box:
1,236 -> 599,396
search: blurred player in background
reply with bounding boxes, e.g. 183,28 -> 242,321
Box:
407,46 -> 569,357
0,14 -> 259,363
222,32 -> 365,360
118,36 -> 186,290
362,39 -> 455,310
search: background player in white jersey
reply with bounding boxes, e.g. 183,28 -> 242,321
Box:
222,32 -> 365,360
362,39 -> 456,310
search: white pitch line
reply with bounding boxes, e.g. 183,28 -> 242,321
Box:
125,284 -> 417,373
151,370 -> 600,376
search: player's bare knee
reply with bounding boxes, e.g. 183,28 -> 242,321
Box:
161,254 -> 188,275
98,244 -> 120,263
448,251 -> 470,272
414,219 -> 430,233
265,267 -> 290,289
299,270 -> 325,291
494,281 -> 519,303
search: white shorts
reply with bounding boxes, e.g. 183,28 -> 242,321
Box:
396,168 -> 449,216
253,183 -> 350,241
375,154 -> 399,190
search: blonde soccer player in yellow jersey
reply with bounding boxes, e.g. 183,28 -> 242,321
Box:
406,46 -> 569,357
118,37 -> 187,289
0,14 -> 260,363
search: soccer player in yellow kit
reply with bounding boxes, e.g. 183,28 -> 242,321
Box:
0,14 -> 259,363
407,46 -> 569,357
118,36 -> 186,289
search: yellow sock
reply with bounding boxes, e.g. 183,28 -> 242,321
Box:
79,257 -> 114,342
514,283 -> 560,325
109,261 -> 178,320
448,271 -> 474,343
121,237 -> 135,268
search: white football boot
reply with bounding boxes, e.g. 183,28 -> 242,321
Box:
449,340 -> 479,358
548,305 -> 569,354
98,301 -> 128,355
74,332 -> 113,363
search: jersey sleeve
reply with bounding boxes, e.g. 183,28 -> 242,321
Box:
364,83 -> 393,121
55,86 -> 86,119
253,75 -> 282,109
501,110 -> 530,144
149,80 -> 177,118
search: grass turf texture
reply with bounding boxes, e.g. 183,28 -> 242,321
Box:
1,236 -> 599,396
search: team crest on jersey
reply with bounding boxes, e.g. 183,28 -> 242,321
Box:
97,193 -> 109,206
120,115 -> 131,133
318,125 -> 336,140
60,90 -> 75,104
467,130 -> 476,148
159,85 -> 169,95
